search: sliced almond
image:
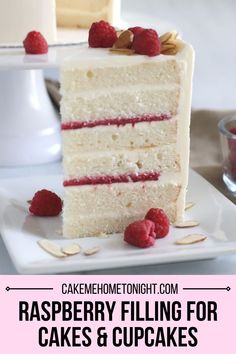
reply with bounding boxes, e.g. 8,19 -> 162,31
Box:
114,30 -> 133,49
62,243 -> 81,256
175,220 -> 199,228
109,48 -> 135,55
160,32 -> 173,44
84,246 -> 100,256
116,29 -> 124,37
160,32 -> 182,55
38,239 -> 66,258
170,39 -> 183,51
161,47 -> 178,55
185,202 -> 195,210
175,234 -> 207,245
161,42 -> 176,50
55,229 -> 63,236
170,31 -> 178,40
160,31 -> 178,44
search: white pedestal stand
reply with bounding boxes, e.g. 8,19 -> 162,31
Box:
0,29 -> 90,167
0,69 -> 61,166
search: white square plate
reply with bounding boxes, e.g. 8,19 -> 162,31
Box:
0,169 -> 236,274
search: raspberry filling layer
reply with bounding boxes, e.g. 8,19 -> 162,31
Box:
61,114 -> 171,130
64,171 -> 160,187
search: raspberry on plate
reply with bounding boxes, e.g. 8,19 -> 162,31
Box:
145,208 -> 170,238
132,28 -> 161,56
89,20 -> 117,48
23,31 -> 48,54
128,26 -> 145,36
124,219 -> 156,248
29,189 -> 62,217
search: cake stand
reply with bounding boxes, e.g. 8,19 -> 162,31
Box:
0,29 -> 87,166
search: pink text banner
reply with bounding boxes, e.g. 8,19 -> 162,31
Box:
0,275 -> 235,353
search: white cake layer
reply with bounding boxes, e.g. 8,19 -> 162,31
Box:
61,60 -> 183,93
63,175 -> 182,237
61,86 -> 179,121
0,0 -> 57,44
56,0 -> 120,28
62,119 -> 177,153
63,144 -> 180,179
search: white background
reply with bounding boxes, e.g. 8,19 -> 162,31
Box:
122,0 -> 236,110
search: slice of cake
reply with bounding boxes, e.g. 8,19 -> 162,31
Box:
61,25 -> 194,238
56,0 -> 120,28
0,0 -> 57,44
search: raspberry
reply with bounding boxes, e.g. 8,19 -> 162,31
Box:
132,29 -> 160,56
230,164 -> 236,180
228,127 -> 236,151
23,31 -> 48,54
124,220 -> 156,248
89,20 -> 117,48
145,208 -> 170,238
29,189 -> 62,216
128,26 -> 145,36
229,149 -> 236,165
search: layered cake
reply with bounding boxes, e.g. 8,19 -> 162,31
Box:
56,0 -> 120,28
0,0 -> 57,44
61,25 -> 194,237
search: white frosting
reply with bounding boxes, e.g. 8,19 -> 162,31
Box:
62,42 -> 191,70
175,44 -> 195,221
0,0 -> 57,44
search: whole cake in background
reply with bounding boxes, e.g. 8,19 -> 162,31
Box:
0,0 -> 57,44
61,23 -> 195,238
56,0 -> 120,28
0,0 -> 119,44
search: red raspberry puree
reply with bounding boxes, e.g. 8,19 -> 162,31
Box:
64,171 -> 160,187
61,114 -> 171,130
62,115 -> 169,186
